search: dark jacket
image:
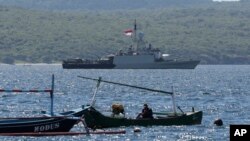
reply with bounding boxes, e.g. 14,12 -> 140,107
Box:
141,107 -> 153,119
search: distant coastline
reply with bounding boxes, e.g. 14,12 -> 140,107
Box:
1,1 -> 250,65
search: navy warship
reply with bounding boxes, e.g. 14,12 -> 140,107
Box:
62,21 -> 200,69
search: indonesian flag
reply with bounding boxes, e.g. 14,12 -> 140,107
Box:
123,29 -> 133,36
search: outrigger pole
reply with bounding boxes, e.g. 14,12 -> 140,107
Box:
0,75 -> 55,116
78,76 -> 177,114
78,76 -> 173,95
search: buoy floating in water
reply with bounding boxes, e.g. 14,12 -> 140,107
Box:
134,127 -> 141,133
214,118 -> 223,126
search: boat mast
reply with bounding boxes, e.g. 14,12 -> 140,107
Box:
171,86 -> 177,115
90,77 -> 102,107
50,74 -> 54,116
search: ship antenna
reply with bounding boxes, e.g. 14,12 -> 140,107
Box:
134,19 -> 138,53
134,19 -> 137,41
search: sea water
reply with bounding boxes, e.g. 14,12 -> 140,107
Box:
0,64 -> 249,141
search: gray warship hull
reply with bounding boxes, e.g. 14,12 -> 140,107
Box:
62,55 -> 199,69
113,60 -> 199,69
112,55 -> 199,69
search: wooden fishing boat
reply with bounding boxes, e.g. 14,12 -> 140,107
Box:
79,106 -> 202,129
0,75 -> 126,136
58,76 -> 203,129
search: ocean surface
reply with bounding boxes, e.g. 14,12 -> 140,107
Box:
0,64 -> 249,141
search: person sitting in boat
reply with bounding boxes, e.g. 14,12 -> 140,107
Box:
136,104 -> 153,119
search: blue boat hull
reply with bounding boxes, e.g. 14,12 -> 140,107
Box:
0,117 -> 78,133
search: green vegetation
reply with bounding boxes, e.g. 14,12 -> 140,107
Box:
0,0 -> 211,10
1,2 -> 250,64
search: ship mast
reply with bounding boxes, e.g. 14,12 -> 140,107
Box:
134,19 -> 138,53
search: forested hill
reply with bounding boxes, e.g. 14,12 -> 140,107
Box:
0,1 -> 250,64
0,0 -> 212,10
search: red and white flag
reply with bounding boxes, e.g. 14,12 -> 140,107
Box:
123,29 -> 133,36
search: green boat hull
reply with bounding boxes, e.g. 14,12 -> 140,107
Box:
83,107 -> 202,129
